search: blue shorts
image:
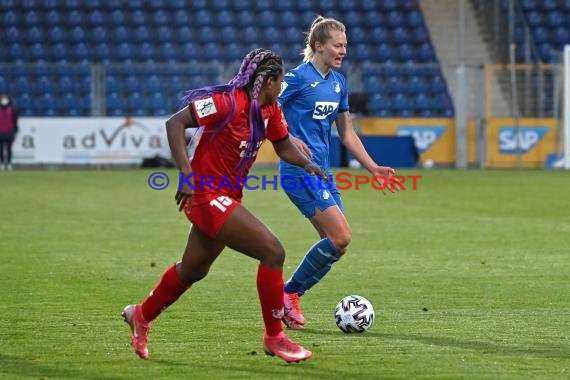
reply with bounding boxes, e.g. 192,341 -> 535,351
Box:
282,174 -> 344,218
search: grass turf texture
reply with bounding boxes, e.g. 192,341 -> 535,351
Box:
1,168 -> 569,379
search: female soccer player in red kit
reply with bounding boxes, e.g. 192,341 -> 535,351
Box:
122,49 -> 326,363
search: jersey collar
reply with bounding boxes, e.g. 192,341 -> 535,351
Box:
309,61 -> 330,80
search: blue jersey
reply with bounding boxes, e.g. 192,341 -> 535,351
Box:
278,62 -> 349,174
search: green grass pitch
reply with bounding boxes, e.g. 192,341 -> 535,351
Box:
1,168 -> 569,379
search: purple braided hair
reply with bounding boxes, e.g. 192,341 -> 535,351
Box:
179,49 -> 283,173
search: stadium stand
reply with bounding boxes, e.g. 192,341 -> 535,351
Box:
0,0 -> 461,117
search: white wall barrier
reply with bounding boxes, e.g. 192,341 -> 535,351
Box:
13,117 -> 171,165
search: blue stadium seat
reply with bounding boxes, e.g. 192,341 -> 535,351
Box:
92,26 -> 108,43
233,0 -> 251,11
338,0 -> 356,12
203,42 -> 223,60
364,11 -> 384,27
408,76 -> 428,94
166,0 -> 186,9
115,42 -> 134,62
344,11 -> 362,27
112,26 -> 130,42
391,93 -> 411,110
153,9 -> 168,25
45,10 -> 60,27
198,26 -> 217,43
174,9 -> 190,25
215,10 -> 233,27
371,27 -> 389,44
106,93 -> 125,116
220,27 -> 235,44
105,75 -> 120,94
94,43 -> 111,62
48,26 -> 65,44
364,76 -> 383,93
419,43 -> 436,62
376,43 -> 394,61
264,27 -> 281,44
431,93 -> 452,110
533,26 -> 551,43
0,76 -> 8,93
430,75 -> 446,93
148,92 -> 169,115
89,10 -> 105,25
392,27 -> 412,43
547,11 -> 564,27
195,10 -> 213,26
36,93 -> 57,116
398,44 -> 417,61
127,92 -> 144,112
176,26 -> 193,43
237,10 -> 255,27
59,93 -> 82,116
522,0 -> 537,10
5,27 -> 21,44
159,42 -> 178,61
181,42 -> 202,61
132,9 -> 147,25
544,0 -> 559,10
16,93 -> 34,116
3,10 -> 20,27
350,27 -> 367,44
413,93 -> 431,110
144,75 -> 162,93
387,11 -> 404,27
138,42 -> 154,62
110,9 -> 126,25
27,26 -> 44,44
68,10 -> 83,26
258,10 -> 278,27
353,44 -> 372,62
385,76 -> 402,93
554,27 -> 570,45
407,10 -> 424,27
124,75 -> 140,93
71,26 -> 86,43
527,11 -> 543,26
413,26 -> 429,43
156,26 -> 173,42
14,76 -> 31,94
242,27 -> 258,44
30,43 -> 47,62
254,0 -> 272,10
9,43 -> 27,63
368,93 -> 390,115
280,11 -> 297,27
382,0 -> 399,11
24,10 -> 39,25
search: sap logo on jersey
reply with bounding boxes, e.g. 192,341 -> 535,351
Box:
499,127 -> 549,153
397,126 -> 446,153
313,102 -> 339,120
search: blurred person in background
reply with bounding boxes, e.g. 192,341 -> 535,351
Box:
0,93 -> 18,170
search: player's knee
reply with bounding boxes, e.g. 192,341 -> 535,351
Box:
176,262 -> 209,285
260,238 -> 285,268
329,230 -> 352,251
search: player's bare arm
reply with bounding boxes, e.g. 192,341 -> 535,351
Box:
165,106 -> 198,210
335,111 -> 396,193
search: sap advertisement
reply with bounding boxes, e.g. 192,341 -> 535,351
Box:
12,118 -> 171,164
486,118 -> 557,168
357,118 -> 477,165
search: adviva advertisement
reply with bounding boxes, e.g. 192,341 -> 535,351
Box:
13,118 -> 171,164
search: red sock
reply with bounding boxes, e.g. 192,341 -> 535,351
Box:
141,264 -> 190,322
256,264 -> 284,337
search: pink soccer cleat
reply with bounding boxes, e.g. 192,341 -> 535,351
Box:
263,331 -> 313,363
122,304 -> 151,360
282,291 -> 305,329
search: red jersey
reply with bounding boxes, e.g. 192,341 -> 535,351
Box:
189,88 -> 289,202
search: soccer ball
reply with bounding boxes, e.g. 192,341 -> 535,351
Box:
334,295 -> 375,333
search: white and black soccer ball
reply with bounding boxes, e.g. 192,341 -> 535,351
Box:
334,295 -> 375,333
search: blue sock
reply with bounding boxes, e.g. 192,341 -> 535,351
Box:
297,256 -> 339,296
284,238 -> 341,295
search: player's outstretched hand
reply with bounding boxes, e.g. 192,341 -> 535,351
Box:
175,189 -> 194,212
304,163 -> 329,183
372,165 -> 398,195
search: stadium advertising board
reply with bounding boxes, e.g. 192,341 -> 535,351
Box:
13,118 -> 170,164
486,118 -> 557,168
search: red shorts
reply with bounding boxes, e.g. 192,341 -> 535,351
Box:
184,194 -> 241,239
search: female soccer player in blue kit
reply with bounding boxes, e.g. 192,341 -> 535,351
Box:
278,16 -> 396,329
